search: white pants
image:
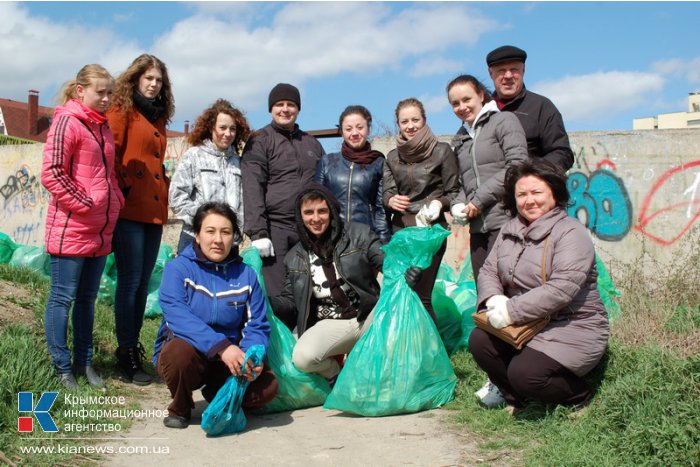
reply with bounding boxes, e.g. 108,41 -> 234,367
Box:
292,311 -> 375,379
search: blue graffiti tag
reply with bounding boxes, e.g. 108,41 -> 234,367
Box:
567,169 -> 632,241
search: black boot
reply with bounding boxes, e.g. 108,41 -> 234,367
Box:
115,344 -> 152,386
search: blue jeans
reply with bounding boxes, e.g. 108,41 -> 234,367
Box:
45,255 -> 107,374
112,219 -> 162,348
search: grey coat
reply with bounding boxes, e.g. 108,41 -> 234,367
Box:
169,140 -> 244,236
477,208 -> 609,376
451,102 -> 528,233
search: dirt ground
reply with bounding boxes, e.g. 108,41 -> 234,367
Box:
2,222 -> 477,466
118,222 -> 475,466
0,279 -> 36,329
101,384 -> 473,466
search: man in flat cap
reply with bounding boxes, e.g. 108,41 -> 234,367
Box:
487,45 -> 573,172
241,83 -> 325,304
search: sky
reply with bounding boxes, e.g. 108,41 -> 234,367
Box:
2,1 -> 699,152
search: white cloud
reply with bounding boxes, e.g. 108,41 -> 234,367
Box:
1,2 -> 499,125
652,56 -> 700,83
420,93 -> 450,116
150,2 -> 499,123
532,71 -> 665,122
0,2 -> 141,102
409,57 -> 463,78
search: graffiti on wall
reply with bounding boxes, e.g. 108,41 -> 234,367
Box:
1,165 -> 49,216
567,159 -> 633,241
634,159 -> 700,246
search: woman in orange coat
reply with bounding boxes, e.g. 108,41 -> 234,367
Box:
107,54 -> 175,385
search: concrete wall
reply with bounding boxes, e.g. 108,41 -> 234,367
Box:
0,137 -> 189,246
2,130 -> 699,276
374,129 -> 700,274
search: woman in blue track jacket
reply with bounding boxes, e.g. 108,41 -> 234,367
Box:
153,202 -> 278,429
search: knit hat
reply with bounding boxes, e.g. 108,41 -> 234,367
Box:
268,83 -> 301,111
486,45 -> 527,67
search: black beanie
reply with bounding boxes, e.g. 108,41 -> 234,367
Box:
268,83 -> 301,112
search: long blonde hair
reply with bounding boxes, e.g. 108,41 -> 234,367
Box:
57,64 -> 113,105
110,54 -> 175,123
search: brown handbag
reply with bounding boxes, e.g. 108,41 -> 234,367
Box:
472,237 -> 551,349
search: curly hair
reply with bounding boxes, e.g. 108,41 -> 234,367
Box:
188,99 -> 251,153
58,64 -> 113,105
502,158 -> 570,217
110,54 -> 175,123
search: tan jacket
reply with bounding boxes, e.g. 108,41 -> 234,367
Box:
477,208 -> 609,376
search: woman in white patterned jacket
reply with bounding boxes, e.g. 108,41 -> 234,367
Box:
169,99 -> 251,253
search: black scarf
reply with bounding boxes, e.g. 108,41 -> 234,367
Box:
295,184 -> 358,319
133,90 -> 165,123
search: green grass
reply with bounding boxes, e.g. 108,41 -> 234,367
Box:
447,342 -> 700,466
0,264 -> 162,466
2,231 -> 699,465
447,231 -> 700,466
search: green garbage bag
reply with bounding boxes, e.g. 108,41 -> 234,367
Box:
144,290 -> 163,319
98,253 -> 116,305
596,254 -> 622,322
431,259 -> 478,355
9,245 -> 50,276
201,345 -> 266,436
148,244 -> 174,292
0,232 -> 18,264
144,244 -> 175,318
432,262 -> 463,355
324,225 -> 457,416
241,247 -> 330,413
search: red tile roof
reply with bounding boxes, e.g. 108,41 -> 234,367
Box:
0,95 -> 187,141
0,97 -> 53,143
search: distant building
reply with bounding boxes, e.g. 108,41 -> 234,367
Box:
633,93 -> 700,130
0,90 -> 53,143
0,90 -> 188,143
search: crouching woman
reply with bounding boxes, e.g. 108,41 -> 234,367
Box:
469,159 -> 609,411
154,202 -> 278,428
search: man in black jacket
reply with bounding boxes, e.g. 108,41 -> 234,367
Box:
241,83 -> 325,298
270,184 -> 420,381
486,45 -> 574,173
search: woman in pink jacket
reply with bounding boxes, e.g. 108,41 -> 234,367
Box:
41,64 -> 124,390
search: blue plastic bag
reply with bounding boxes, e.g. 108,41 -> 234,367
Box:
241,248 -> 331,413
201,345 -> 265,436
323,225 -> 457,416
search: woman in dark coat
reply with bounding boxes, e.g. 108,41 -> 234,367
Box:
383,98 -> 460,322
315,105 -> 390,243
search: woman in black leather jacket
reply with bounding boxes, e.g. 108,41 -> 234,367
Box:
383,97 -> 461,323
315,105 -> 390,243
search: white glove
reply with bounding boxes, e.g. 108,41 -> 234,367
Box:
251,238 -> 275,258
485,295 -> 512,329
450,203 -> 468,224
416,200 -> 442,226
